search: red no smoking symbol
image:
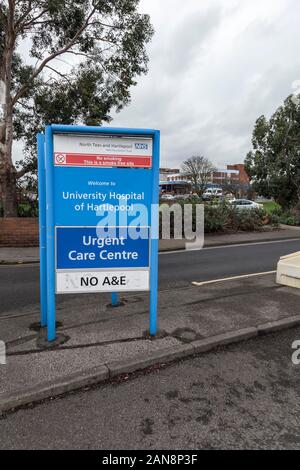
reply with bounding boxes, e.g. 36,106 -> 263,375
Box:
55,153 -> 67,164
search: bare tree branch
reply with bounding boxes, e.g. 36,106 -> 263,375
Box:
16,163 -> 36,179
0,5 -> 7,20
19,8 -> 49,31
12,6 -> 97,105
89,20 -> 123,30
45,65 -> 73,85
182,156 -> 216,195
14,1 -> 34,29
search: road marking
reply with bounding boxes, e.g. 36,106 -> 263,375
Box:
0,263 -> 38,268
192,271 -> 277,287
159,238 -> 300,255
1,238 -> 300,267
0,311 -> 38,321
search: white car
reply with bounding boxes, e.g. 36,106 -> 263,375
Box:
230,199 -> 263,210
203,188 -> 223,199
160,193 -> 175,201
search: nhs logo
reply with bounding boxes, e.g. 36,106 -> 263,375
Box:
135,143 -> 148,150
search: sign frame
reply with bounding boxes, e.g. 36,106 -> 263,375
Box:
38,124 -> 160,342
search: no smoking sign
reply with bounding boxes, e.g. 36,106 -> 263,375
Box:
54,153 -> 67,165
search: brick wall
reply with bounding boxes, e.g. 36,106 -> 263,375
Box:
0,218 -> 39,247
227,164 -> 250,185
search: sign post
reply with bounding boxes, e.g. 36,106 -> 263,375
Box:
37,133 -> 47,328
111,292 -> 119,307
39,125 -> 160,342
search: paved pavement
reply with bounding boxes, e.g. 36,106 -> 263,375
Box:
1,270 -> 300,411
1,326 -> 300,450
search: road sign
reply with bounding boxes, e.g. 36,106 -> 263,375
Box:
56,226 -> 150,293
38,125 -> 160,342
53,134 -> 153,168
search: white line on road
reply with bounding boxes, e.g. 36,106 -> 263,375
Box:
0,263 -> 38,268
1,238 -> 300,267
192,271 -> 277,287
159,238 -> 300,255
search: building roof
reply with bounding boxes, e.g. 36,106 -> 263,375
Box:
215,169 -> 240,175
160,181 -> 190,185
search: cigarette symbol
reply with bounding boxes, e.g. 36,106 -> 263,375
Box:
55,153 -> 67,164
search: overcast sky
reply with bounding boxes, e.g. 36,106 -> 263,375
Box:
111,0 -> 300,169
13,0 -> 300,169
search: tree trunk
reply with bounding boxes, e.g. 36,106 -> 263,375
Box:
0,99 -> 18,218
0,112 -> 18,218
0,2 -> 18,217
0,152 -> 18,217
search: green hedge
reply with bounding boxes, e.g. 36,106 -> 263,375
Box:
17,202 -> 39,218
159,200 -> 270,237
204,202 -> 267,233
268,206 -> 300,226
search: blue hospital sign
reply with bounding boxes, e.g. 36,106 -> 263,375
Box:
56,226 -> 150,293
52,133 -> 155,294
38,125 -> 160,341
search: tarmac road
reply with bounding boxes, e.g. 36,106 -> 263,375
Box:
1,238 -> 300,315
1,326 -> 300,450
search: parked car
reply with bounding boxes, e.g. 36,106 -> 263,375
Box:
160,193 -> 175,201
224,193 -> 236,202
230,199 -> 263,210
203,188 -> 223,200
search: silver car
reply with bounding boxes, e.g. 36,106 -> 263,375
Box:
160,194 -> 175,201
230,199 -> 263,210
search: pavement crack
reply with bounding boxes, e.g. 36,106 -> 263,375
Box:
184,285 -> 281,306
6,335 -> 159,357
6,334 -> 38,349
61,311 -> 149,332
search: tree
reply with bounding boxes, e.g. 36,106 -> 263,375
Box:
221,178 -> 252,199
0,0 -> 153,216
181,155 -> 216,195
221,179 -> 241,198
245,95 -> 300,209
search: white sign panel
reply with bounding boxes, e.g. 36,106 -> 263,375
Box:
53,134 -> 153,168
56,270 -> 150,294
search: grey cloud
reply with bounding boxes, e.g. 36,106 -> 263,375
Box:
112,0 -> 300,169
12,0 -> 300,171
161,7 -> 222,75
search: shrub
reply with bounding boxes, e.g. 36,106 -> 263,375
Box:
18,202 -> 38,218
204,202 -> 266,233
268,212 -> 280,227
159,200 -> 268,237
280,213 -> 300,226
268,206 -> 300,226
204,202 -> 232,232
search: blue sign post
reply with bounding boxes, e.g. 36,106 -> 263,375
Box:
37,125 -> 160,342
37,133 -> 47,328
